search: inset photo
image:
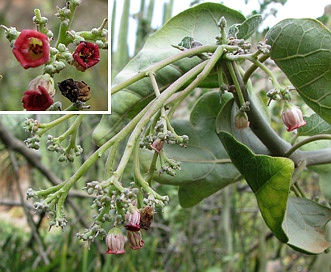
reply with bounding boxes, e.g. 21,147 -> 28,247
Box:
0,0 -> 109,112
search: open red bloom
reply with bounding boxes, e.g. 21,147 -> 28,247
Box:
22,85 -> 53,111
72,41 -> 100,72
13,30 -> 50,69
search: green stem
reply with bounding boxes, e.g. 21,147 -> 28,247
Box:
285,134 -> 331,157
226,62 -> 246,109
145,151 -> 159,185
55,0 -> 79,47
58,114 -> 83,142
111,45 -> 218,94
133,142 -> 164,200
242,54 -> 269,84
37,114 -> 76,135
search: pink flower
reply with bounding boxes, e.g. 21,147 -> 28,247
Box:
150,139 -> 164,153
105,227 -> 126,255
125,204 -> 141,232
127,231 -> 145,250
282,104 -> 306,131
22,85 -> 53,111
72,41 -> 100,72
12,29 -> 50,69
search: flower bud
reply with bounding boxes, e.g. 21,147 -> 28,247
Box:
105,227 -> 126,254
282,103 -> 306,131
125,204 -> 141,232
150,139 -> 164,153
234,111 -> 250,129
28,74 -> 56,97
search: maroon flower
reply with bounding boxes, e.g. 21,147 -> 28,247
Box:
12,29 -> 50,69
72,41 -> 100,72
282,104 -> 306,131
125,204 -> 141,232
105,227 -> 126,255
127,231 -> 145,250
22,85 -> 53,111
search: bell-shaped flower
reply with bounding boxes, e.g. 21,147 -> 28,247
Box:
125,204 -> 141,232
105,227 -> 126,254
12,29 -> 50,69
282,103 -> 306,131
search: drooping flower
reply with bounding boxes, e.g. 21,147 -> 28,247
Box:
234,111 -> 250,129
127,231 -> 145,250
125,204 -> 141,232
22,85 -> 53,111
139,205 -> 154,230
105,227 -> 126,255
282,104 -> 306,131
12,29 -> 50,69
150,139 -> 164,153
72,41 -> 100,72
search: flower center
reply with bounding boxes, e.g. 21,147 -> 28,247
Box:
28,37 -> 44,59
79,47 -> 93,61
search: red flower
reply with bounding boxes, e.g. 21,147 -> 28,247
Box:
72,41 -> 100,72
12,30 -> 50,69
22,85 -> 53,111
105,227 -> 126,255
282,104 -> 306,131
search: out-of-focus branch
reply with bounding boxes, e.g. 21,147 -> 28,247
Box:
0,119 -> 105,257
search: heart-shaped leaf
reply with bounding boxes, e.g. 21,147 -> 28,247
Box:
218,131 -> 293,242
298,113 -> 331,136
266,19 -> 331,124
284,197 -> 331,254
93,3 -> 245,146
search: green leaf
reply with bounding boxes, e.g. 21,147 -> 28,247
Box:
140,91 -> 241,208
298,113 -> 331,136
228,14 -> 262,40
218,131 -> 293,242
93,3 -> 245,145
266,19 -> 331,125
284,197 -> 331,254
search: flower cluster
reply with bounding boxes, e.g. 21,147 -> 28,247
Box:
105,204 -> 153,254
1,1 -> 107,111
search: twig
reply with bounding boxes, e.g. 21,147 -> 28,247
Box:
8,149 -> 50,265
